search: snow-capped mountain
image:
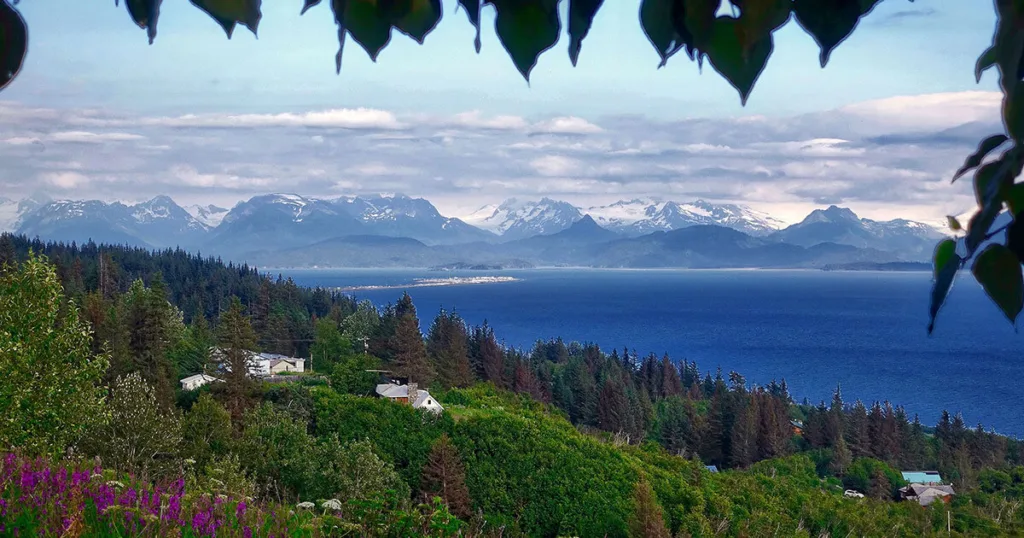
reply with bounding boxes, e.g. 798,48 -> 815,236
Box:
464,198 -> 583,241
0,198 -> 19,232
16,196 -> 209,248
207,194 -> 365,254
771,205 -> 943,259
585,199 -> 785,236
0,194 -> 50,232
185,204 -> 230,228
333,194 -> 494,244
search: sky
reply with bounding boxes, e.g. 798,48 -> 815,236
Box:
0,0 -> 1004,225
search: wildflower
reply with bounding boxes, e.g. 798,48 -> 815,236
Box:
296,501 -> 314,510
320,499 -> 343,512
236,500 -> 248,519
105,480 -> 125,489
184,458 -> 196,465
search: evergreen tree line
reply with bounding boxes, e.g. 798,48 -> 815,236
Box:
4,233 -> 1020,488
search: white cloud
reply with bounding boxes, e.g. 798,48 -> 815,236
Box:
531,116 -> 603,135
345,163 -> 421,176
838,91 -> 1001,131
48,131 -> 146,143
530,155 -> 583,176
141,108 -> 405,130
41,171 -> 89,189
447,111 -> 529,130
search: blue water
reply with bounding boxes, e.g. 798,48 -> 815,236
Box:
282,268 -> 1024,436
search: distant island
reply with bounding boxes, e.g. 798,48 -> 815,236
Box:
821,261 -> 931,272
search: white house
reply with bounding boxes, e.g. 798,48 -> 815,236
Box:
180,374 -> 220,391
375,382 -> 443,414
210,348 -> 305,377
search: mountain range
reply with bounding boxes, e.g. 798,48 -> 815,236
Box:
0,193 -> 945,269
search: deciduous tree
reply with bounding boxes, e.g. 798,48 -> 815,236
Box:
0,253 -> 108,457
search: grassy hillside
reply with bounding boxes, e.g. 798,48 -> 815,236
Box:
309,385 -> 972,537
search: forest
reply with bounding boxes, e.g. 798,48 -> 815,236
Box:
3,232 -> 1024,537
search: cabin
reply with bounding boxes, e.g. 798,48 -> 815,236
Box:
705,465 -> 719,473
899,471 -> 955,506
899,483 -> 955,506
790,420 -> 804,436
375,380 -> 444,414
179,374 -> 219,391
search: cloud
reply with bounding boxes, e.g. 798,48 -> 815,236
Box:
41,171 -> 90,189
446,111 -> 529,130
531,116 -> 603,135
48,131 -> 146,143
130,108 -> 405,130
0,92 -> 997,224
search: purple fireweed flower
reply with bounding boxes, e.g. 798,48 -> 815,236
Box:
236,500 -> 247,519
244,526 -> 253,538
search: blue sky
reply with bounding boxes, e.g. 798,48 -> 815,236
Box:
0,1 -> 1007,224
7,1 -> 995,117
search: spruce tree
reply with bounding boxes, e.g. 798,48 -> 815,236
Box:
627,479 -> 671,538
427,310 -> 473,388
390,298 -> 433,385
218,297 -> 258,424
478,324 -> 504,386
730,396 -> 757,468
420,434 -> 472,519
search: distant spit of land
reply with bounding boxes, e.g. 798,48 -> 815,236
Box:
332,276 -> 520,292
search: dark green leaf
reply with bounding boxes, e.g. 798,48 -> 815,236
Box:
0,0 -> 27,91
676,0 -> 719,51
457,0 -> 482,52
792,0 -> 878,68
972,160 -> 1007,208
952,134 -> 1008,183
1008,215 -> 1024,264
487,0 -> 560,81
190,0 -> 261,38
966,206 -> 1002,255
391,0 -> 441,43
301,0 -> 322,15
345,0 -> 393,62
640,0 -> 689,65
568,0 -> 604,67
119,0 -> 163,44
947,216 -> 962,232
705,17 -> 773,106
329,0 -> 349,73
1009,183 -> 1024,217
928,238 -> 960,334
735,0 -> 790,54
976,45 -> 996,83
972,243 -> 1024,324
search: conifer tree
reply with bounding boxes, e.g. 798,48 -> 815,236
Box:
390,296 -> 433,385
218,297 -> 258,423
598,376 -> 631,435
847,401 -> 870,459
868,467 -> 892,500
421,434 -> 472,519
477,323 -> 504,386
627,479 -> 671,538
427,310 -> 473,388
660,354 -> 683,397
730,397 -> 757,468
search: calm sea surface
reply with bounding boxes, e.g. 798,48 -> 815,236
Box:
281,268 -> 1024,436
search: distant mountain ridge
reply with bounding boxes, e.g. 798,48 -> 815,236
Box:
3,193 -> 945,268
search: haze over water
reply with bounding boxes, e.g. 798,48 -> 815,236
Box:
283,268 -> 1024,436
